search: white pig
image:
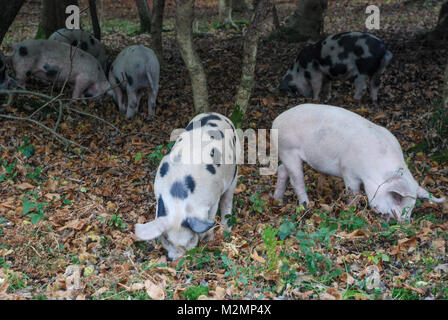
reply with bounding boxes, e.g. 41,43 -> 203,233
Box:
272,104 -> 445,222
108,45 -> 160,120
10,39 -> 110,99
135,112 -> 240,259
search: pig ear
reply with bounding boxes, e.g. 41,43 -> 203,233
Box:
181,217 -> 215,234
135,218 -> 167,241
417,186 -> 445,203
387,178 -> 414,204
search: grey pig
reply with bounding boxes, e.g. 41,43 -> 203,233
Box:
10,39 -> 110,99
49,28 -> 108,71
108,45 -> 160,120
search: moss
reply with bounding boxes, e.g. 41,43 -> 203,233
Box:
35,26 -> 50,39
230,104 -> 244,129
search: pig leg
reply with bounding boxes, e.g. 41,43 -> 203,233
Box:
146,90 -> 156,120
280,150 -> 309,205
72,77 -> 88,99
109,74 -> 126,114
311,73 -> 323,101
342,174 -> 363,204
146,75 -> 159,121
274,164 -> 289,205
353,75 -> 368,101
321,78 -> 332,102
369,74 -> 381,106
219,175 -> 237,232
125,85 -> 139,119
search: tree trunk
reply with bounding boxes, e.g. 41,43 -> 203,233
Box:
428,1 -> 448,40
219,0 -> 236,28
232,0 -> 252,12
0,0 -> 26,45
271,0 -> 328,42
444,62 -> 448,109
36,0 -> 79,39
89,0 -> 101,40
175,0 -> 210,113
151,0 -> 165,63
231,0 -> 271,128
136,0 -> 151,33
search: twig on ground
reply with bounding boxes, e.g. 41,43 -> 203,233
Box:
0,113 -> 89,151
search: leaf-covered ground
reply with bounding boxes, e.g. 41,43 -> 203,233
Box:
0,0 -> 447,300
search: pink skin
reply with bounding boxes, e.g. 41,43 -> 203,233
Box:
272,104 -> 445,222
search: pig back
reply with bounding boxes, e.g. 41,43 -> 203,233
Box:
273,104 -> 405,176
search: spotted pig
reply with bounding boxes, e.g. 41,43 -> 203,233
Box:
49,28 -> 108,71
135,112 -> 240,260
108,45 -> 160,120
277,32 -> 393,104
10,39 -> 110,99
272,104 -> 445,222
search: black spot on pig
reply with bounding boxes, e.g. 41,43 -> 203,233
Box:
207,130 -> 224,140
46,68 -> 59,78
356,56 -> 380,76
318,55 -> 332,67
71,40 -> 79,47
337,35 -> 358,60
298,44 -> 321,69
186,114 -> 221,131
126,73 -> 134,86
170,181 -> 188,199
43,64 -> 59,78
354,45 -> 364,57
26,71 -> 32,77
206,164 -> 216,175
160,162 -> 169,177
365,36 -> 384,57
90,37 -> 95,45
329,64 -> 347,77
185,175 -> 195,193
81,41 -> 88,51
19,46 -> 28,57
304,71 -> 311,80
157,195 -> 167,217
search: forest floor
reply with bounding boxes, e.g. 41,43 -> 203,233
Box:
0,0 -> 448,300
